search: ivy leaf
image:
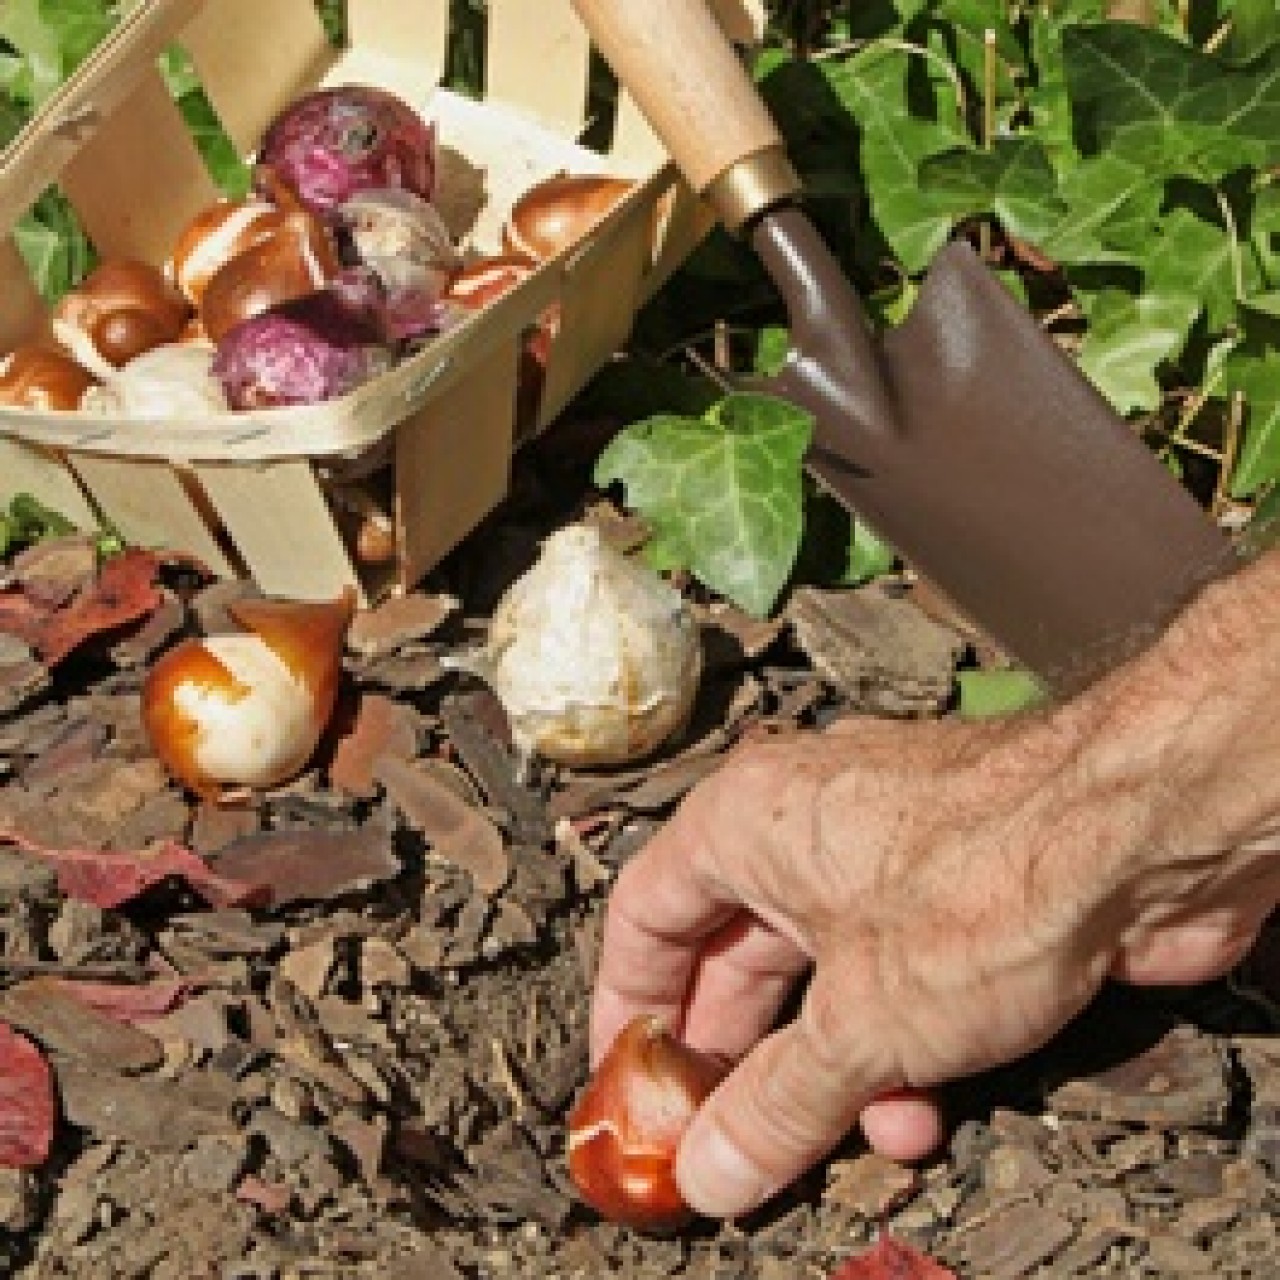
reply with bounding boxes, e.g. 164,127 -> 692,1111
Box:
843,519 -> 897,585
917,138 -> 1066,246
593,394 -> 813,618
819,45 -> 970,272
0,0 -> 114,109
956,669 -> 1047,719
753,326 -> 790,377
13,188 -> 94,303
1143,207 -> 1253,334
1036,151 -> 1162,265
1221,0 -> 1280,66
1224,351 -> 1280,496
1240,478 -> 1280,558
1062,23 -> 1280,181
1076,289 -> 1199,414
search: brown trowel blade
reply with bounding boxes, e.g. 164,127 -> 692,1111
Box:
756,208 -> 1238,697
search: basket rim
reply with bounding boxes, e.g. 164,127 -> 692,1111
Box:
0,164 -> 679,463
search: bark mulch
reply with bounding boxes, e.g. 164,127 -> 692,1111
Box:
1,427 -> 1277,1278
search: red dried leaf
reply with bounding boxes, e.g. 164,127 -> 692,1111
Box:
829,1235 -> 958,1280
43,979 -> 195,1025
37,548 -> 164,666
0,1021 -> 55,1168
0,830 -> 270,910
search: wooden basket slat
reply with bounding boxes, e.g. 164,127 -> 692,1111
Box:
485,0 -> 592,139
0,236 -> 46,353
643,186 -> 715,304
0,439 -> 100,529
67,454 -> 236,577
192,459 -> 364,603
395,337 -> 521,590
59,69 -> 220,265
344,0 -> 450,85
538,186 -> 657,427
0,0 -> 768,600
180,0 -> 336,155
0,0 -> 202,240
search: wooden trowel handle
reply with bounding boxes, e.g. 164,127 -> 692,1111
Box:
571,0 -> 801,230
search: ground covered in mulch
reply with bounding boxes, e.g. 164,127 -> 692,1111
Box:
1,420 -> 1278,1279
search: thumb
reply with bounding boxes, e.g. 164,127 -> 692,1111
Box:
674,980 -> 887,1219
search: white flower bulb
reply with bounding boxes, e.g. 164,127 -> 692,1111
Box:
462,524 -> 702,768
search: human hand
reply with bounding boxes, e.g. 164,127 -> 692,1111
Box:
589,557 -> 1280,1221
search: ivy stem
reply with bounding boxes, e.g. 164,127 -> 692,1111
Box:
982,29 -> 997,151
684,345 -> 736,393
1204,19 -> 1234,54
1212,390 -> 1245,517
1159,372 -> 1223,464
1214,187 -> 1246,304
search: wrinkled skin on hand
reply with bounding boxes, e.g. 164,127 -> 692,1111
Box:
590,552 -> 1280,1221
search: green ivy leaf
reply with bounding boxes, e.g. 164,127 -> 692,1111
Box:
1036,151 -> 1162,266
819,45 -> 970,272
753,326 -> 790,377
917,138 -> 1066,246
1225,351 -> 1280,496
14,188 -> 94,302
1144,207 -> 1253,334
1077,289 -> 1199,413
1240,478 -> 1280,558
957,669 -> 1047,719
1221,0 -> 1280,66
1062,23 -> 1280,182
593,394 -> 814,618
843,519 -> 897,585
0,0 -> 114,109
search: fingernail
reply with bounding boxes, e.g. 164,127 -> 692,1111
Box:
677,1122 -> 773,1219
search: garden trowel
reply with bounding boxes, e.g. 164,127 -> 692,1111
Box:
573,0 -> 1237,697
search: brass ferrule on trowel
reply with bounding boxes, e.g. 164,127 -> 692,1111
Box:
703,144 -> 803,234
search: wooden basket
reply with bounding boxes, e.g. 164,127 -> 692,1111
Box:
0,0 -> 761,602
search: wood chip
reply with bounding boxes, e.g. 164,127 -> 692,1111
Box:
375,755 -> 511,896
56,1062 -> 238,1151
1049,1025 -> 1232,1129
210,825 -> 401,906
348,591 -> 458,657
786,583 -> 963,715
0,978 -> 161,1073
329,694 -> 420,799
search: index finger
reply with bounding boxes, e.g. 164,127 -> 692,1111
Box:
589,792 -> 739,1065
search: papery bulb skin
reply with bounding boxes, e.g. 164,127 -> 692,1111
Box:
255,86 -> 437,218
475,524 -> 702,768
211,291 -> 392,409
142,590 -> 354,796
79,343 -> 227,416
337,188 -> 460,302
567,1015 -> 729,1233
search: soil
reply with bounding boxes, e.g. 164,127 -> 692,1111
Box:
1,420 -> 1278,1279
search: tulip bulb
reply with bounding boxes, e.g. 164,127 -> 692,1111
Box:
451,524 -> 701,768
567,1015 -> 729,1232
0,345 -> 98,410
142,589 -> 355,796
